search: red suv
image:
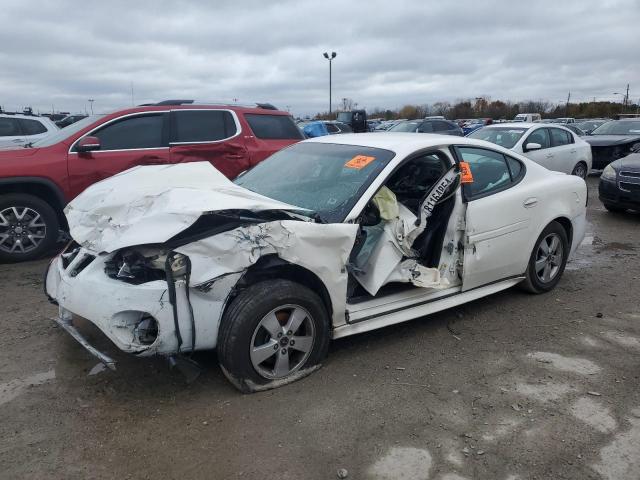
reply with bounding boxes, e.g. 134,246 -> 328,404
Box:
0,101 -> 304,262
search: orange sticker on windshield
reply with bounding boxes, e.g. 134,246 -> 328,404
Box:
459,162 -> 474,183
345,155 -> 376,169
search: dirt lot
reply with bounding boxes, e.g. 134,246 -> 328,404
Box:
1,176 -> 639,480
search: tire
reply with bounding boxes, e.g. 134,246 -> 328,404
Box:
603,203 -> 626,213
571,161 -> 588,179
217,279 -> 330,393
520,221 -> 569,294
0,193 -> 60,263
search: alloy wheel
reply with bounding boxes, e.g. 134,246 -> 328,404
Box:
249,304 -> 316,379
535,233 -> 564,283
0,206 -> 47,254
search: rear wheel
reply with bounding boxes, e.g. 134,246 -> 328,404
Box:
0,194 -> 59,263
520,221 -> 569,294
217,279 -> 330,392
571,161 -> 588,179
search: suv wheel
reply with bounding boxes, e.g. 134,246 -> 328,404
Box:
0,194 -> 59,263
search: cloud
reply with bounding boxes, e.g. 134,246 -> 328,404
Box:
0,0 -> 638,116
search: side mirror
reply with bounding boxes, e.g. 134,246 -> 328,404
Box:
76,136 -> 101,153
359,202 -> 381,227
524,142 -> 542,152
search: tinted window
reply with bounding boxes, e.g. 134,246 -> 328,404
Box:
337,122 -> 352,133
326,123 -> 340,133
457,147 -> 513,198
525,128 -> 550,149
19,119 -> 47,135
506,156 -> 524,179
549,128 -> 571,146
172,110 -> 236,143
0,118 -> 22,137
90,114 -> 164,151
433,120 -> 453,132
418,121 -> 434,133
244,114 -> 305,140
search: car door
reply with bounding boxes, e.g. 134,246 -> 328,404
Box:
548,127 -> 575,174
67,112 -> 170,197
455,146 -> 535,291
169,109 -> 249,179
0,117 -> 26,147
522,127 -> 554,170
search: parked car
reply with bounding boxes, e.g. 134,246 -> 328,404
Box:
513,113 -> 542,123
0,113 -> 58,148
462,118 -> 492,136
599,152 -> 640,212
563,124 -> 587,136
389,119 -> 463,136
55,114 -> 88,128
0,101 -> 303,262
575,119 -> 607,135
302,120 -> 352,138
583,119 -> 640,169
45,132 -> 587,392
468,123 -> 592,178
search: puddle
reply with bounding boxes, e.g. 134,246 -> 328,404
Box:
527,352 -> 601,375
592,411 -> 640,480
369,447 -> 432,480
0,370 -> 56,407
571,397 -> 617,433
515,382 -> 573,403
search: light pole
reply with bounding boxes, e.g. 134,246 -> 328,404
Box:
613,92 -> 625,112
323,51 -> 337,115
88,99 -> 94,114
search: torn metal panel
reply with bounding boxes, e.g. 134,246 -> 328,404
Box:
65,162 -> 308,253
176,220 -> 358,327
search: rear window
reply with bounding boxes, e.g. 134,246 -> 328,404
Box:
172,110 -> 237,143
19,119 -> 48,135
244,114 -> 304,140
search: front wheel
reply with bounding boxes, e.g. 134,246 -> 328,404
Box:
571,161 -> 588,179
217,279 -> 330,392
520,221 -> 569,294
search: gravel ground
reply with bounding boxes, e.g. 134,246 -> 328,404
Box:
1,176 -> 639,480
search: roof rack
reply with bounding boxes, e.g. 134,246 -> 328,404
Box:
140,100 -> 280,110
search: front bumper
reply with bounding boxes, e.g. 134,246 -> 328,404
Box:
45,247 -> 234,361
599,176 -> 640,209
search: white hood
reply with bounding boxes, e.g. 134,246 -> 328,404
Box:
65,162 -> 307,253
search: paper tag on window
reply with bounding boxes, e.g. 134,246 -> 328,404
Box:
345,155 -> 375,169
459,161 -> 474,183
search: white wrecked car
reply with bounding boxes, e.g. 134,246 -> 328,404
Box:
45,133 -> 587,392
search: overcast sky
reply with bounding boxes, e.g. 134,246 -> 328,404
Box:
1,0 -> 639,116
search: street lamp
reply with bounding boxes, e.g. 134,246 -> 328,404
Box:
88,99 -> 94,114
323,51 -> 337,115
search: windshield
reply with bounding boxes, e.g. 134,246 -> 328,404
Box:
468,126 -> 526,149
337,112 -> 351,123
30,115 -> 103,147
389,121 -> 420,132
591,120 -> 640,135
234,142 -> 395,223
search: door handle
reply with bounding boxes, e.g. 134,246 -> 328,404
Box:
523,197 -> 538,208
139,156 -> 170,165
12,139 -> 23,143
570,149 -> 577,153
545,153 -> 554,158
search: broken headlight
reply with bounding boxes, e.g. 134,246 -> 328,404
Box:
105,248 -> 187,284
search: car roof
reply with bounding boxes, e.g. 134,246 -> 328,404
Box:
101,103 -> 291,117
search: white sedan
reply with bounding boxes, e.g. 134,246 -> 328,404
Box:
468,122 -> 592,178
45,133 -> 587,392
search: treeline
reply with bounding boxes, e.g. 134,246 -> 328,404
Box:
315,98 -> 638,121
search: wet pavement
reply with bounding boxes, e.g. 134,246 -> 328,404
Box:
1,176 -> 639,479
